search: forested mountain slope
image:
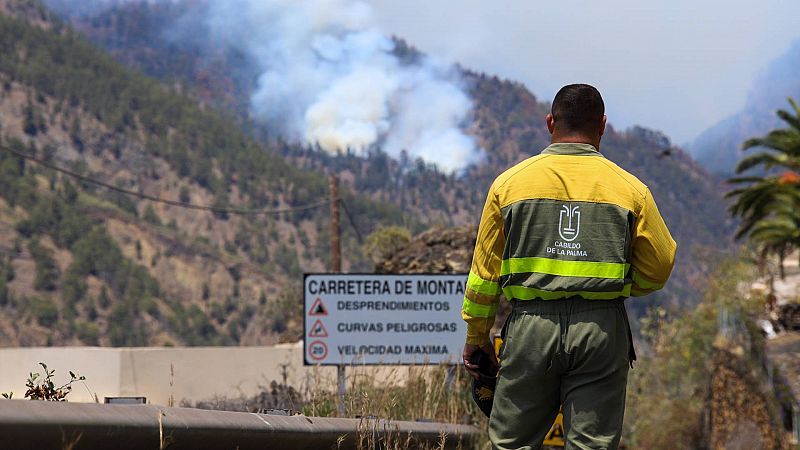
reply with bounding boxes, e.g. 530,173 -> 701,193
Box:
0,4 -> 414,346
0,0 -> 734,349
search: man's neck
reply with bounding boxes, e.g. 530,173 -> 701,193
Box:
551,135 -> 601,150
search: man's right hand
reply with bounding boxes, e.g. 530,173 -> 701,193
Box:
462,342 -> 499,380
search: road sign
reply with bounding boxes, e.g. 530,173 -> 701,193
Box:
308,340 -> 329,362
303,274 -> 468,365
308,298 -> 328,316
308,319 -> 329,338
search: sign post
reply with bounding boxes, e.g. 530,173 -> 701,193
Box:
303,274 -> 467,367
337,365 -> 346,416
327,174 -> 345,415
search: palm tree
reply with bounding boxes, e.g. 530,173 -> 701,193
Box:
727,98 -> 800,275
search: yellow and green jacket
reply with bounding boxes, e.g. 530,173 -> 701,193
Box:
462,143 -> 677,345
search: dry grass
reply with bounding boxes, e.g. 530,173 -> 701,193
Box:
300,364 -> 488,449
185,363 -> 488,449
303,364 -> 477,422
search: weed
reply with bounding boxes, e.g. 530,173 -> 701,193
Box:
23,362 -> 85,401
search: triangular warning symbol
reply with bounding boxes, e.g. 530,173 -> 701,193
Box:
308,319 -> 328,337
547,422 -> 564,440
308,298 -> 328,316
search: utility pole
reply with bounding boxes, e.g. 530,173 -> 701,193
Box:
329,174 -> 345,416
329,174 -> 341,273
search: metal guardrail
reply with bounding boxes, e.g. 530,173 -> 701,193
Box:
0,400 -> 480,449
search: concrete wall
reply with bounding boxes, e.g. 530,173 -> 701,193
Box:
0,342 -> 342,405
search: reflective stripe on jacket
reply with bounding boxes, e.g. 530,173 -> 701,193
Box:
462,143 -> 677,345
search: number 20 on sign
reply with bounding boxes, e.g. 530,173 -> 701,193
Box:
308,340 -> 328,361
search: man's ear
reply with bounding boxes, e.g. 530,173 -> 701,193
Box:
546,113 -> 555,134
599,115 -> 607,137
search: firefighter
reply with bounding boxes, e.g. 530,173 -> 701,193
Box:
462,84 -> 676,450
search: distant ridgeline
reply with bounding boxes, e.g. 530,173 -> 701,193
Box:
691,40 -> 800,176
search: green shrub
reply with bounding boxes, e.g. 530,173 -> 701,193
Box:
179,186 -> 190,203
75,321 -> 99,345
85,298 -> 98,321
143,204 -> 161,225
107,304 -> 147,347
61,269 -> 88,305
29,239 -> 59,291
98,286 -> 111,309
209,302 -> 225,324
108,189 -> 139,216
29,296 -> 59,327
0,277 -> 9,306
3,256 -> 14,281
223,240 -> 237,255
362,225 -> 411,264
0,257 -> 13,307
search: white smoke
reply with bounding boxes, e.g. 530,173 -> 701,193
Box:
204,0 -> 480,172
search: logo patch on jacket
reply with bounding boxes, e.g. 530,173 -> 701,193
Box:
558,204 -> 581,242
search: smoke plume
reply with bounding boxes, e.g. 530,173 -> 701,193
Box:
44,0 -> 481,171
204,0 -> 479,172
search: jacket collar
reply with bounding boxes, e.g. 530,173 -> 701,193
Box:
541,143 -> 603,157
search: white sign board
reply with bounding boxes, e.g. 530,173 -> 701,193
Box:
303,274 -> 468,365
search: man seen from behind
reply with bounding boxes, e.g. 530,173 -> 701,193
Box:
462,84 -> 677,450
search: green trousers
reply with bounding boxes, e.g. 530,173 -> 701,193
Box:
489,298 -> 634,450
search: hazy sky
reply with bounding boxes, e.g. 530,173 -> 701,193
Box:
368,0 -> 800,145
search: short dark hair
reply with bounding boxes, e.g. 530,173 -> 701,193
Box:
551,84 -> 605,134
